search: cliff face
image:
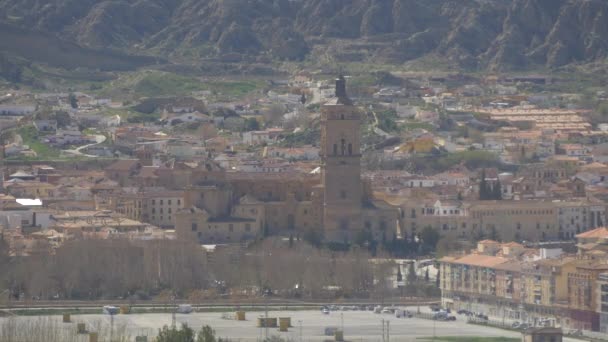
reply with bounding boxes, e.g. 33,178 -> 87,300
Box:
1,0 -> 607,70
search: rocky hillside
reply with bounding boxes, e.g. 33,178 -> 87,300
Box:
1,0 -> 607,70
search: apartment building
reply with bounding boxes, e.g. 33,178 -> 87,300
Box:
439,235 -> 608,332
111,191 -> 185,228
400,199 -> 605,242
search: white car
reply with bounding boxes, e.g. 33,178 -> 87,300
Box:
177,304 -> 193,314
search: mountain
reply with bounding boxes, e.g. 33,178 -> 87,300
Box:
1,0 -> 607,71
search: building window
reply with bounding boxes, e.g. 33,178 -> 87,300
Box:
168,199 -> 172,205
340,190 -> 347,199
177,199 -> 181,205
160,208 -> 163,214
229,224 -> 234,232
341,139 -> 346,155
191,223 -> 198,231
168,208 -> 172,214
333,144 -> 338,155
152,208 -> 156,214
245,224 -> 251,232
160,199 -> 163,205
152,199 -> 155,205
348,143 -> 352,155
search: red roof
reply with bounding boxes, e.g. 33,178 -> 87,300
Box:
576,227 -> 608,239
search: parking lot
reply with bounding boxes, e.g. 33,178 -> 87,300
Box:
2,308 -> 527,341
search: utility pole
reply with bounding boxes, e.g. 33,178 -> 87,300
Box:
265,293 -> 269,340
298,320 -> 302,342
171,294 -> 176,328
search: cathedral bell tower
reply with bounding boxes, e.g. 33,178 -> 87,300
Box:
320,76 -> 363,242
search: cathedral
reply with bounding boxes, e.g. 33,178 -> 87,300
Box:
175,76 -> 400,244
317,75 -> 399,242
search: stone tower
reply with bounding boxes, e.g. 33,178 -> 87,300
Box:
320,76 -> 363,242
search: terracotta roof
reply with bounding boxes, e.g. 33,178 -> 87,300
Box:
478,239 -> 500,245
444,254 -> 509,268
576,227 -> 608,239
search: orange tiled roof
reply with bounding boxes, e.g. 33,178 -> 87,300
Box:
478,239 -> 500,245
444,254 -> 509,268
576,227 -> 608,239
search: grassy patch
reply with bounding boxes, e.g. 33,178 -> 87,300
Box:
401,122 -> 436,131
132,71 -> 205,98
204,80 -> 263,97
418,337 -> 519,342
16,125 -> 61,159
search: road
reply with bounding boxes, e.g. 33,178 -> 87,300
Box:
62,134 -> 106,157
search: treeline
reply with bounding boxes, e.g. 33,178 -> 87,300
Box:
0,237 -> 414,301
2,239 -> 208,301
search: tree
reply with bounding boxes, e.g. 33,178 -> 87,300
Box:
493,178 -> 503,200
479,168 -> 488,200
489,226 -> 500,241
263,104 -> 285,126
156,324 -> 195,342
419,226 -> 440,251
406,262 -> 418,297
68,93 -> 78,109
196,325 -> 217,342
435,268 -> 440,288
244,117 -> 260,131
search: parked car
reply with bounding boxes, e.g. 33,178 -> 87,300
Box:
381,308 -> 392,314
177,304 -> 193,314
374,306 -> 383,314
102,306 -> 119,315
475,313 -> 489,320
322,308 -> 330,315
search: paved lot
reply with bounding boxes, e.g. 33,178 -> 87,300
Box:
1,309 -> 527,341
